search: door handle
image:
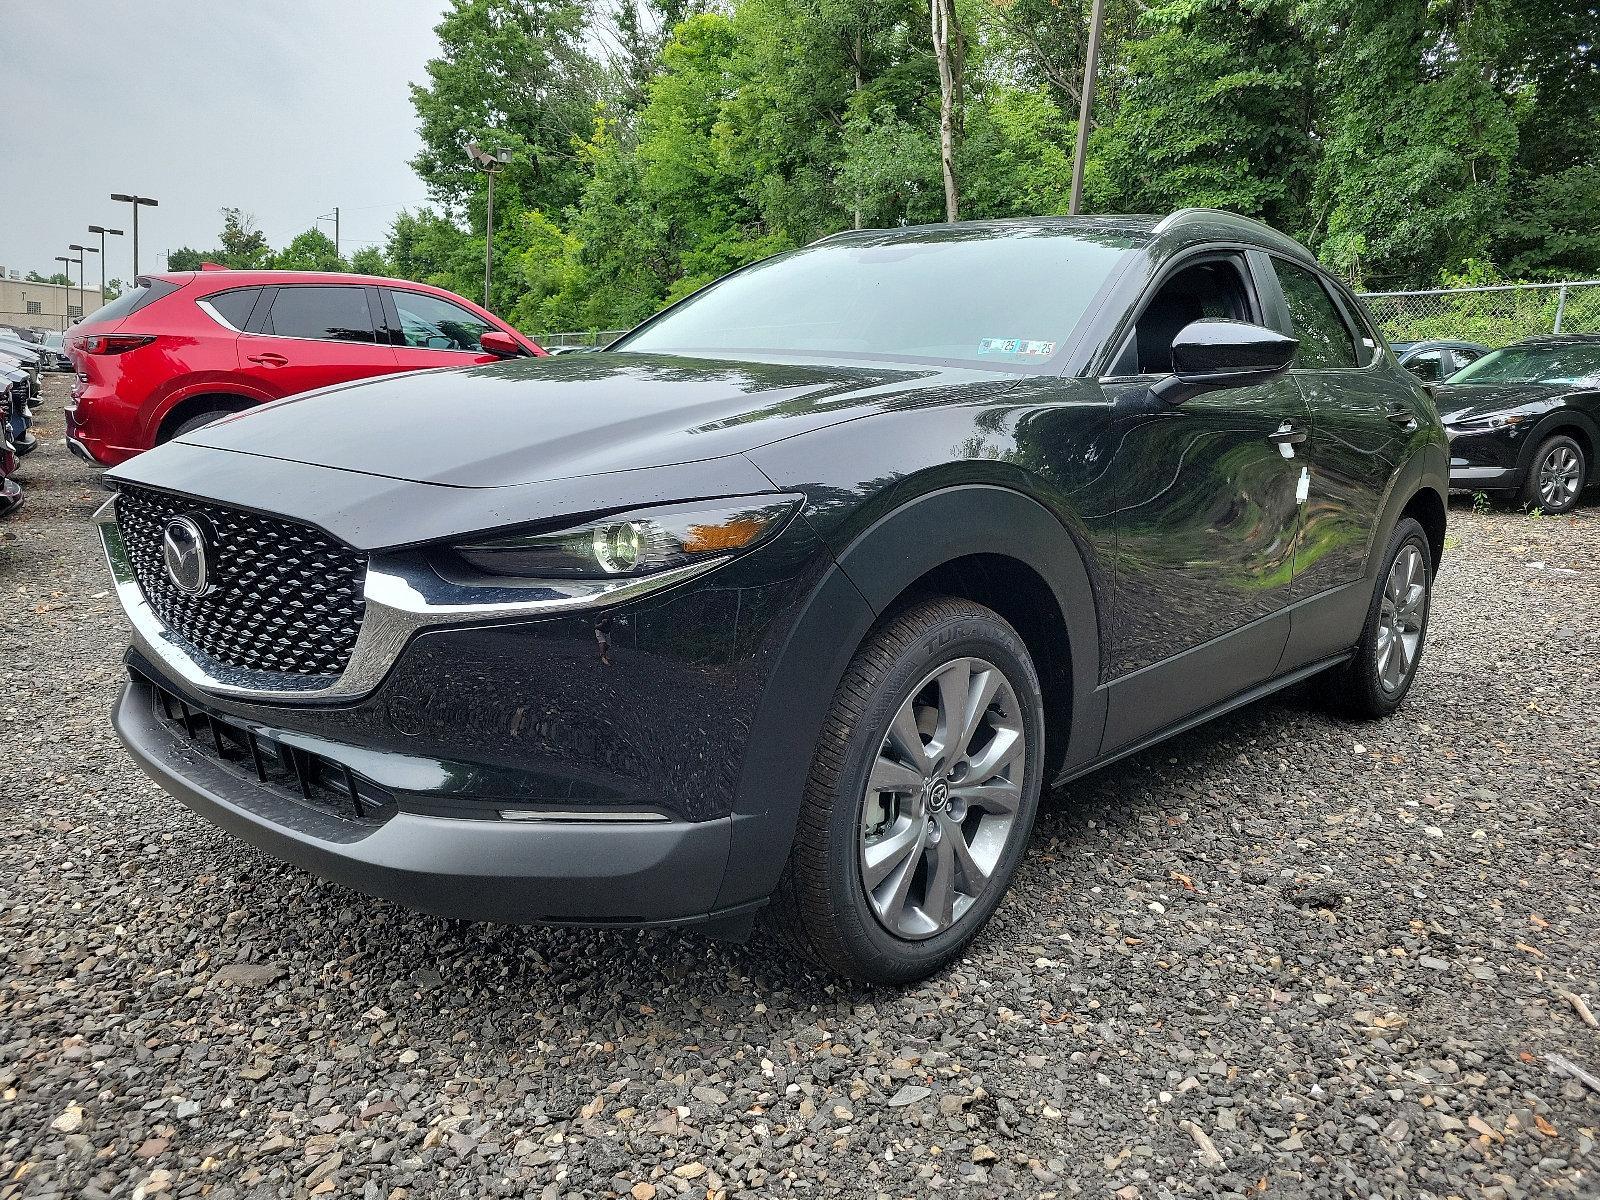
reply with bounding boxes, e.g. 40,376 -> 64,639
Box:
247,352 -> 288,366
1386,405 -> 1418,430
1269,422 -> 1307,445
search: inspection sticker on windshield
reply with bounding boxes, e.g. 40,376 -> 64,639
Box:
977,337 -> 1056,359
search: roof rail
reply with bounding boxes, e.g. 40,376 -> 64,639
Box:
1153,207 -> 1279,236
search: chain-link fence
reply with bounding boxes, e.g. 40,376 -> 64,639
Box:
538,329 -> 626,351
1357,280 -> 1600,347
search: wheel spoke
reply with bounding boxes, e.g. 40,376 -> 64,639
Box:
964,725 -> 1023,784
863,820 -> 924,889
886,700 -> 931,774
869,755 -> 923,795
951,665 -> 1001,762
923,833 -> 957,929
934,660 -> 972,761
874,822 -> 929,927
951,778 -> 1021,815
946,820 -> 990,894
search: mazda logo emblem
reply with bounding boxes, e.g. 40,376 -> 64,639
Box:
161,516 -> 211,597
926,778 -> 949,813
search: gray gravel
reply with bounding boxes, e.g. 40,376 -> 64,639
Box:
3,373 -> 1599,1199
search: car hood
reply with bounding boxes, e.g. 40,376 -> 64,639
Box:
175,351 -> 1018,487
1433,381 -> 1562,423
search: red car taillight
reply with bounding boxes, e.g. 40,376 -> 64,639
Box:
77,334 -> 156,355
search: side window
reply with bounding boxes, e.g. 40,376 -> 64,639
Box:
1126,257 -> 1254,376
389,290 -> 495,353
1275,261 -> 1357,369
204,288 -> 263,331
264,286 -> 377,343
1403,349 -> 1443,382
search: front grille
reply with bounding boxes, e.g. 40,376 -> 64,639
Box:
116,484 -> 366,677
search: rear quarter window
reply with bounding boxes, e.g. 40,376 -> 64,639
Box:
80,277 -> 182,327
1275,261 -> 1358,369
202,288 -> 264,331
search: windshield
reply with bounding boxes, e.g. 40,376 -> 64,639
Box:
1448,343 -> 1600,387
616,227 -> 1139,369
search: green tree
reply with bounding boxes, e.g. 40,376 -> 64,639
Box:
216,208 -> 272,268
348,245 -> 394,277
1311,0 -> 1518,287
1095,0 -> 1317,234
409,0 -> 603,215
272,228 -> 345,272
167,248 -> 205,271
25,271 -> 71,285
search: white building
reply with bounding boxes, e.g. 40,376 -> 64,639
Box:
0,269 -> 107,333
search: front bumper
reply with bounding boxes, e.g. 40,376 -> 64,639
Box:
114,675 -> 741,925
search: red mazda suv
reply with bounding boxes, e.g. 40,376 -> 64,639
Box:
66,270 -> 544,466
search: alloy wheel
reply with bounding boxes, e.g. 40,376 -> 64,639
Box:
1375,544 -> 1426,694
1538,445 -> 1581,508
858,656 -> 1025,940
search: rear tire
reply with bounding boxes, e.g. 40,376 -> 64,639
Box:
1521,434 -> 1587,513
163,408 -> 242,442
1319,517 -> 1432,720
767,597 -> 1045,984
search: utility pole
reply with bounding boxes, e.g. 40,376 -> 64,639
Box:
318,207 -> 341,260
88,225 -> 124,302
110,193 -> 158,278
57,252 -> 84,324
1069,0 -> 1106,216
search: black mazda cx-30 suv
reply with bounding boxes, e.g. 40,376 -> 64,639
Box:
101,210 -> 1447,982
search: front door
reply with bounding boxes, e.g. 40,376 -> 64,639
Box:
1092,254 -> 1310,751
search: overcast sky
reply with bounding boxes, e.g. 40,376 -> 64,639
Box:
2,1 -> 450,283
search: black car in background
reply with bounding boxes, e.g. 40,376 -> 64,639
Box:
1391,340 -> 1491,383
99,210 -> 1447,982
1435,334 -> 1599,512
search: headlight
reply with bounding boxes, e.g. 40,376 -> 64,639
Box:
1446,412 -> 1531,433
449,494 -> 802,580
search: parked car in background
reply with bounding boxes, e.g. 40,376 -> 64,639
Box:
40,331 -> 72,371
1391,339 -> 1491,383
1435,333 -> 1600,512
0,334 -> 43,399
65,270 -> 545,467
99,211 -> 1447,983
0,415 -> 20,517
1,354 -> 36,456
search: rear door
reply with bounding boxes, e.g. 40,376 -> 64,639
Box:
239,284 -> 395,398
380,288 -> 506,371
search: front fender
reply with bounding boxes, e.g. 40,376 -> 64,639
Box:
713,483 -> 1104,912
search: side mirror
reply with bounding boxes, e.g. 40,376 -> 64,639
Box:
1150,319 -> 1298,406
479,330 -> 527,359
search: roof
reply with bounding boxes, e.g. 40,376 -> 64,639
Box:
148,269 -> 412,288
811,209 -> 1319,263
1513,332 -> 1600,346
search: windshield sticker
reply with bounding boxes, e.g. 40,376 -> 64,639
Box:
977,337 -> 1056,359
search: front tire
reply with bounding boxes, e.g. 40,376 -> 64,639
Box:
1320,517 -> 1432,719
768,597 -> 1045,984
1522,434 -> 1587,513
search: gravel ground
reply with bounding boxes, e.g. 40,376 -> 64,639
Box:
3,373 -> 1598,1200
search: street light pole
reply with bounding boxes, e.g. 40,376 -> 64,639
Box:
58,253 -> 83,325
465,141 -> 513,308
88,225 -> 124,302
70,244 -> 98,315
110,193 -> 158,278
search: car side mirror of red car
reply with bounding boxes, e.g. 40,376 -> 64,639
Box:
480,330 -> 527,359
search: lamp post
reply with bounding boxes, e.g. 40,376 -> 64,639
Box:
465,141 -> 513,308
56,254 -> 82,326
70,244 -> 98,316
110,193 -> 158,278
88,225 -> 124,301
